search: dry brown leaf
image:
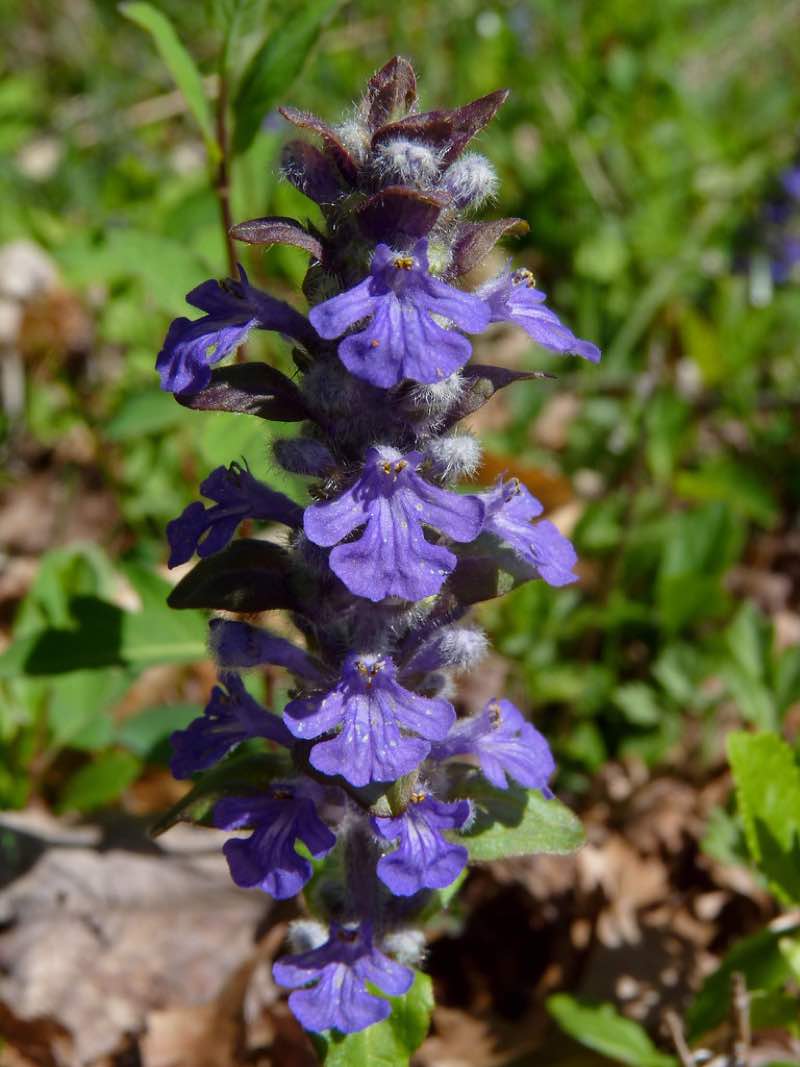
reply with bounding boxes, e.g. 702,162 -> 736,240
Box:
0,823 -> 269,1067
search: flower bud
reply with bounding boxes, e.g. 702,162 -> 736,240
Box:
406,625 -> 488,674
424,432 -> 482,480
440,153 -> 498,209
373,137 -> 442,185
274,437 -> 336,477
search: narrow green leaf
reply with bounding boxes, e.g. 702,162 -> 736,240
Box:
686,925 -> 799,1039
58,750 -> 142,813
232,0 -> 340,154
453,774 -> 585,861
312,971 -> 433,1067
120,2 -> 218,158
548,995 -> 677,1067
727,731 -> 800,903
150,751 -> 293,835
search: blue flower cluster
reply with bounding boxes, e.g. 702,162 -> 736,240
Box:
156,58 -> 599,1036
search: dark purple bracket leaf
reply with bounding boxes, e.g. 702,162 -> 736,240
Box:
176,363 -> 309,422
446,544 -> 535,606
361,56 -> 417,129
167,539 -> 305,613
229,216 -> 323,261
372,89 -> 509,165
443,364 -> 554,427
282,139 -> 344,204
356,186 -> 448,244
279,106 -> 359,184
451,218 -> 529,276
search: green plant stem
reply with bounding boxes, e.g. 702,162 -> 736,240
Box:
214,69 -> 237,279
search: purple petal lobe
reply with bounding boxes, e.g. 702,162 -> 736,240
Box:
309,240 -> 489,387
273,923 -> 413,1034
215,784 -> 334,899
283,654 -> 455,787
431,698 -> 556,792
373,793 -> 470,896
480,477 -> 578,587
156,266 -> 317,395
170,672 -> 292,779
166,462 -> 302,568
303,448 -> 484,602
480,267 -> 601,363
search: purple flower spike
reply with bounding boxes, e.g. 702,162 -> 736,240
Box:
170,672 -> 293,779
166,462 -> 302,568
481,477 -> 578,587
432,698 -> 556,792
480,268 -> 601,363
304,447 -> 484,602
283,654 -> 455,787
308,238 -> 490,388
373,793 -> 470,896
273,923 -> 413,1033
156,266 -> 316,395
210,619 -> 329,683
215,784 -> 335,899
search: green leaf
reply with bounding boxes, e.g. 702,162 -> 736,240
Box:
58,750 -> 142,813
725,601 -> 770,680
312,971 -> 433,1067
167,540 -> 303,613
0,568 -> 207,678
120,2 -> 218,159
727,731 -> 800,903
117,704 -> 199,761
47,668 -> 131,750
686,925 -> 799,1039
150,750 -> 293,835
453,775 -> 585,862
613,683 -> 662,726
107,389 -> 191,441
232,0 -> 340,154
547,995 -> 677,1067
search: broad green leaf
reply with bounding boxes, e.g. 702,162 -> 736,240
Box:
117,704 -> 199,761
0,567 -> 207,678
312,971 -> 433,1067
725,601 -> 770,681
107,389 -> 191,441
57,230 -> 209,315
613,683 -> 661,726
780,934 -> 800,982
686,924 -> 799,1039
675,460 -> 779,527
120,2 -> 218,158
453,775 -> 585,861
150,751 -> 293,835
547,995 -> 677,1067
727,731 -> 800,903
12,544 -> 118,637
749,989 -> 800,1032
232,0 -> 340,154
47,668 -> 131,750
58,750 -> 142,813
719,663 -> 777,730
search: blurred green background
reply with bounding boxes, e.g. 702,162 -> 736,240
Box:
1,0 -> 799,821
